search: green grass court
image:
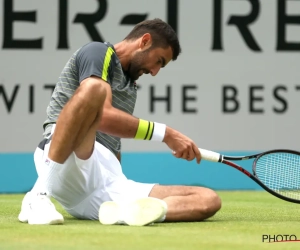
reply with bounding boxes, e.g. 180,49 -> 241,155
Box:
1,191 -> 299,250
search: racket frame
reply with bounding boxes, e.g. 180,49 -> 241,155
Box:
206,149 -> 300,204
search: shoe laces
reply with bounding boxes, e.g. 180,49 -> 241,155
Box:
31,193 -> 54,210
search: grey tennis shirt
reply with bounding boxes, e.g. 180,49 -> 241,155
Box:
43,42 -> 137,156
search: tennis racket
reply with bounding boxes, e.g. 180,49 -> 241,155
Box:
199,148 -> 300,204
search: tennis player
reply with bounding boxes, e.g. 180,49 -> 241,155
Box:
18,19 -> 221,226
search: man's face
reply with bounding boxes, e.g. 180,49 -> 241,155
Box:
128,45 -> 173,81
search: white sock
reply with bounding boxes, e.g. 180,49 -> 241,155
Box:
156,214 -> 166,223
31,157 -> 62,196
155,200 -> 168,223
116,202 -> 130,225
45,158 -> 62,191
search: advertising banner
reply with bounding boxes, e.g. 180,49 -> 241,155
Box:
1,0 -> 299,191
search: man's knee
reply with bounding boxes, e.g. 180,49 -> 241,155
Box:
196,188 -> 222,218
77,79 -> 107,108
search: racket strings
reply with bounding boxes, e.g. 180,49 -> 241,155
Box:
255,153 -> 300,200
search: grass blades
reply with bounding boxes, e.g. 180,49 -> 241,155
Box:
0,191 -> 299,250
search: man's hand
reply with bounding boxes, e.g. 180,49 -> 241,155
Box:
163,127 -> 201,164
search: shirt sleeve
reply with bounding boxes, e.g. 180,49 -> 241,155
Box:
75,42 -> 115,84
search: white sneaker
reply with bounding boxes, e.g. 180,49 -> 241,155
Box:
18,192 -> 64,225
99,197 -> 167,226
18,192 -> 32,223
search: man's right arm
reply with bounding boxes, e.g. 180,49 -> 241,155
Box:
94,76 -> 140,138
82,76 -> 201,164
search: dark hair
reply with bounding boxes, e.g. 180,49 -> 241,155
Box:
124,18 -> 181,61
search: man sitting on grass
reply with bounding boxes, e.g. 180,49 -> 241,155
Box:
18,18 -> 221,226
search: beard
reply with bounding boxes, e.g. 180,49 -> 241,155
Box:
127,50 -> 149,81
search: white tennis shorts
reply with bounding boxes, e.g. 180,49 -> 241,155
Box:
34,125 -> 155,220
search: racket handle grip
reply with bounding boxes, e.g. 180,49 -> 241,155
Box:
198,148 -> 220,162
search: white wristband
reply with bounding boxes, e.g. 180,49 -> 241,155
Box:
151,122 -> 166,142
